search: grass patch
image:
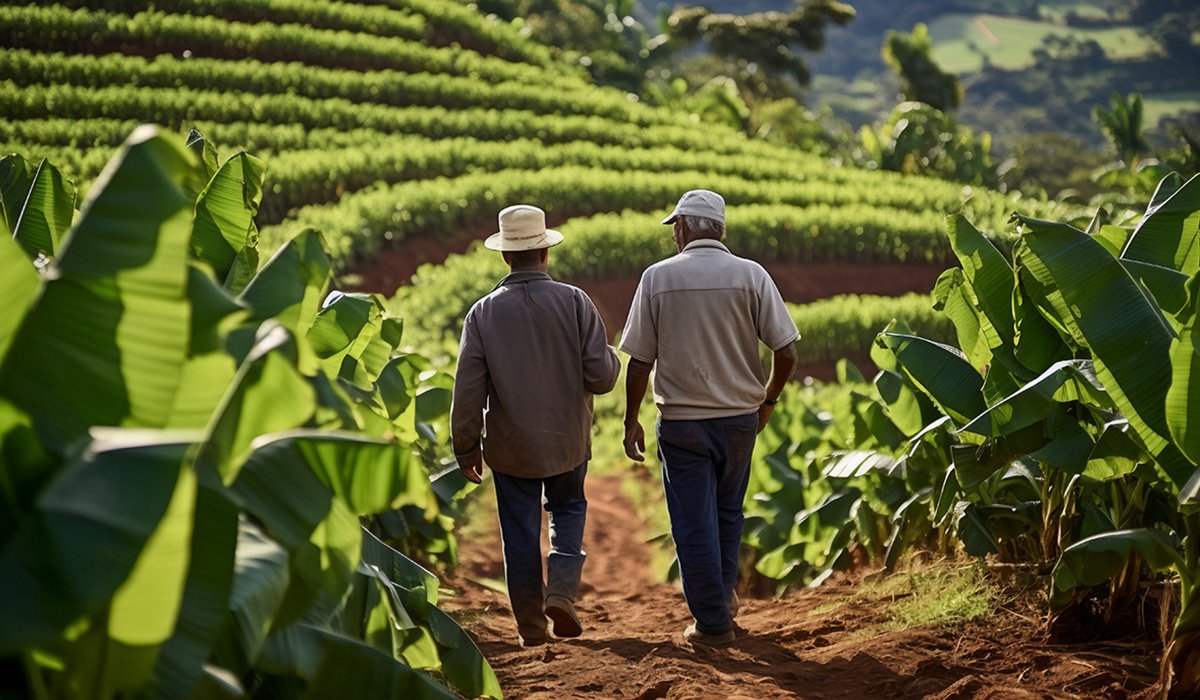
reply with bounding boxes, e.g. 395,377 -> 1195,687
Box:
1141,91 -> 1200,128
929,13 -> 1159,73
874,563 -> 992,630
813,561 -> 993,634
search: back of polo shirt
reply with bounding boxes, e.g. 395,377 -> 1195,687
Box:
619,239 -> 799,420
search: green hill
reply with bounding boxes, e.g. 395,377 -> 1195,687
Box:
1,0 -> 1065,362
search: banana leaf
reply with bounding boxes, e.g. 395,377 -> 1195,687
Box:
11,158 -> 75,260
1050,528 -> 1187,609
876,331 -> 985,425
237,229 -> 332,371
360,530 -> 502,699
958,359 -> 1109,437
210,521 -> 291,678
0,126 -> 196,452
191,152 -> 266,281
153,468 -> 240,700
1015,214 -> 1195,487
1167,274 -> 1199,465
953,501 -> 998,556
198,322 -> 316,484
1121,173 -> 1200,277
260,625 -> 456,700
0,232 -> 39,364
165,265 -> 246,429
0,430 -> 197,654
0,153 -> 34,234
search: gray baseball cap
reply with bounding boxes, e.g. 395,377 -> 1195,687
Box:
661,189 -> 725,226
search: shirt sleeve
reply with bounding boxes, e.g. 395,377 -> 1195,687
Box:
578,292 -> 620,394
756,268 -> 800,351
450,307 -> 488,457
618,271 -> 657,362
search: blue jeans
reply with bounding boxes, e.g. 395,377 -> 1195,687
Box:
657,412 -> 758,635
492,462 -> 588,639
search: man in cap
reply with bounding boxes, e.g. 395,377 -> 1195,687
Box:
619,189 -> 798,646
452,204 -> 620,647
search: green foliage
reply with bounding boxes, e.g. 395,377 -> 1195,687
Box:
0,49 -> 667,130
881,23 -> 963,113
748,173 -> 1200,695
664,1 -> 856,97
0,131 -> 496,699
1095,91 -> 1151,165
859,102 -> 997,186
0,4 -> 571,87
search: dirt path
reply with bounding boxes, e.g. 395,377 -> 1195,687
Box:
443,476 -> 1162,700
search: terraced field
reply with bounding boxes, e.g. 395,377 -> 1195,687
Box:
1,0 -> 1060,368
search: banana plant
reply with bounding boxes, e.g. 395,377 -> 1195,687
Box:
864,174 -> 1199,698
0,127 -> 499,700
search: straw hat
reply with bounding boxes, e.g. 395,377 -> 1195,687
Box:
484,205 -> 564,252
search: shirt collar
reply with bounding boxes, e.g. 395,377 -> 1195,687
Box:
682,239 -> 731,254
495,270 -> 552,288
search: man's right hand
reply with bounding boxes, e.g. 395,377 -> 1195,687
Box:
458,450 -> 483,484
623,421 -> 646,462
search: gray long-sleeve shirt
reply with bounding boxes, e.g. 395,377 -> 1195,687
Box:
451,271 -> 619,479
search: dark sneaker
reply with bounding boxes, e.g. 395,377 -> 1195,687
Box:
545,595 -> 583,638
728,590 -> 740,620
518,633 -> 548,648
684,623 -> 735,646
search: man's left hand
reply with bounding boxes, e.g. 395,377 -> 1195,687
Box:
458,451 -> 483,484
624,421 -> 646,462
756,402 -> 775,433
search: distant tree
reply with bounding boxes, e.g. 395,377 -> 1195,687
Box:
881,23 -> 963,112
858,102 -> 996,186
663,0 -> 856,99
750,99 -> 848,156
474,0 -> 652,91
1094,91 -> 1150,166
1130,0 -> 1200,58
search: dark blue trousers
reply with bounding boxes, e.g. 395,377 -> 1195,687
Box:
657,412 -> 757,635
492,462 -> 588,639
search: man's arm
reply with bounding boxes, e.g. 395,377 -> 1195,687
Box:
450,312 -> 487,483
579,294 -> 620,394
623,357 -> 653,461
757,342 -> 797,433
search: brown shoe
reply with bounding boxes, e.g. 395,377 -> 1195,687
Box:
545,595 -> 582,638
684,623 -> 735,646
728,590 -> 740,620
519,633 -> 548,648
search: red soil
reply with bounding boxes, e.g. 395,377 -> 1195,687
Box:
349,239 -> 945,339
441,474 -> 1163,700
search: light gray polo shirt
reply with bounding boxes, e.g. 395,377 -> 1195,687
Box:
619,239 -> 800,420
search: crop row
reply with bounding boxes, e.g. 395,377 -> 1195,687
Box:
0,118 -> 405,152
263,166 -> 1013,265
391,203 -> 963,351
0,50 -> 675,129
785,294 -> 954,367
0,5 -> 579,88
0,82 -> 751,156
392,224 -> 951,360
40,0 -> 429,43
348,0 -> 556,67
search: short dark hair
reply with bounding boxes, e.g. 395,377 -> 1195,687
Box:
503,248 -> 547,268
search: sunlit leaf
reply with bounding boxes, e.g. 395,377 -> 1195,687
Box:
0,126 -> 196,452
12,158 -> 75,259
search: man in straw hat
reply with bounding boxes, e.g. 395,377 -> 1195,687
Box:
619,189 -> 798,646
452,204 -> 620,647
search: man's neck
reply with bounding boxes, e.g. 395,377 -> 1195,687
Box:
508,264 -> 548,274
681,234 -> 721,248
